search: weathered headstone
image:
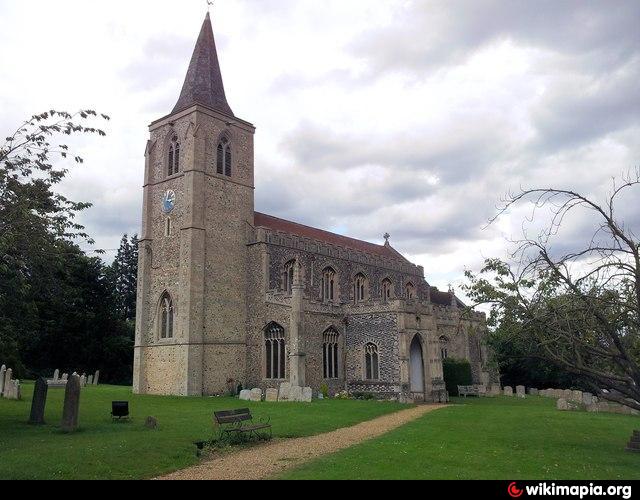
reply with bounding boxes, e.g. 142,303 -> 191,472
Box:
250,388 -> 263,402
571,390 -> 583,403
265,389 -> 278,402
239,389 -> 251,401
289,385 -> 303,402
94,370 -> 100,385
145,416 -> 158,430
278,382 -> 291,401
301,387 -> 313,403
563,389 -> 572,400
62,373 -> 68,381
53,369 -> 60,382
0,365 -> 6,396
29,378 -> 49,425
4,379 -> 21,400
61,374 -> 81,433
4,368 -> 13,396
80,374 -> 87,388
87,375 -> 94,385
626,431 -> 640,453
582,392 -> 594,406
503,386 -> 513,397
529,388 -> 539,396
516,386 -> 526,398
557,398 -> 569,411
489,384 -> 501,396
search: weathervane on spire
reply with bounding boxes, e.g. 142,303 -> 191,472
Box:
384,233 -> 391,245
207,0 -> 214,12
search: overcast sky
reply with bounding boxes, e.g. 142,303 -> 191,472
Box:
1,0 -> 638,292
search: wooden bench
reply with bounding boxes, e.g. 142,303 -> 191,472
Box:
458,385 -> 481,398
214,408 -> 272,441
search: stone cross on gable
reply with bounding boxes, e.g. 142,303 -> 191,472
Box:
384,233 -> 391,244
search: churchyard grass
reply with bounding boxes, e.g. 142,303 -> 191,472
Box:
280,396 -> 640,480
0,383 -> 405,480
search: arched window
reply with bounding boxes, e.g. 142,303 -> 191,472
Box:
159,292 -> 174,339
365,343 -> 380,380
405,282 -> 416,299
283,260 -> 295,295
381,278 -> 393,302
168,137 -> 180,176
439,336 -> 449,360
323,328 -> 340,379
265,322 -> 286,380
217,137 -> 232,177
321,267 -> 336,303
353,273 -> 367,304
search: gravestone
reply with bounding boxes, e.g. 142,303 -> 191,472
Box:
62,373 -> 68,381
87,375 -> 94,385
503,386 -> 513,397
53,369 -> 60,382
94,370 -> 100,385
489,384 -> 501,396
80,374 -> 87,387
4,368 -> 13,395
582,392 -> 594,406
563,389 -> 572,400
626,431 -> 640,453
289,385 -> 303,402
0,365 -> 6,396
29,378 -> 48,425
516,386 -> 526,398
529,388 -> 539,396
250,388 -> 263,402
301,387 -> 313,403
145,416 -> 158,430
265,389 -> 278,402
61,375 -> 81,433
5,379 -> 21,400
239,390 -> 251,401
571,390 -> 582,402
557,398 -> 569,411
278,382 -> 291,401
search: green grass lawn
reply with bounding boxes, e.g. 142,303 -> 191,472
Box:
280,396 -> 640,480
0,383 -> 406,480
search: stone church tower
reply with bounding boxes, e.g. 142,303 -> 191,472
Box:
134,13 -> 255,396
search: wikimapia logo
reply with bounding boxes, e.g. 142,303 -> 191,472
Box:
507,483 -> 632,500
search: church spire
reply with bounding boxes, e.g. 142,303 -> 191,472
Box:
172,12 -> 234,117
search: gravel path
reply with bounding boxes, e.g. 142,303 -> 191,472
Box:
157,404 -> 444,481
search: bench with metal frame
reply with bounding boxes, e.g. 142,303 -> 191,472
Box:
214,408 -> 272,441
457,385 -> 481,398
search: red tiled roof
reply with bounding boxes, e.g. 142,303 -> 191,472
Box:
254,212 -> 406,261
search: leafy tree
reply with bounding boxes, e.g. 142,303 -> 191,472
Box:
465,174 -> 640,410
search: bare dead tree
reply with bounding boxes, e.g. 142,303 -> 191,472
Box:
465,171 -> 640,410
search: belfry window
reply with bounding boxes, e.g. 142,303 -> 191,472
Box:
283,260 -> 295,295
217,137 -> 232,177
323,328 -> 340,380
168,137 -> 180,176
160,292 -> 174,340
381,278 -> 393,302
265,322 -> 286,380
353,273 -> 368,303
365,343 -> 380,381
321,267 -> 336,303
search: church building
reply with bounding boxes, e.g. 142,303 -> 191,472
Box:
133,13 -> 493,400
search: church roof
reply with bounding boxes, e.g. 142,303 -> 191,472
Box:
172,13 -> 234,117
254,212 -> 410,262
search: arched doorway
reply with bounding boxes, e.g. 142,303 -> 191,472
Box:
410,335 -> 425,395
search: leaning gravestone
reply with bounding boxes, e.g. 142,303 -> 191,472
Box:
265,389 -> 278,402
29,378 -> 48,425
87,375 -> 94,385
503,386 -> 513,397
250,388 -> 263,402
0,365 -> 6,397
61,375 -> 81,433
4,368 -> 13,396
516,386 -> 526,398
94,370 -> 100,386
278,382 -> 291,401
239,390 -> 251,401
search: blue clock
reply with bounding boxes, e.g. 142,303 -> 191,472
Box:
162,190 -> 176,214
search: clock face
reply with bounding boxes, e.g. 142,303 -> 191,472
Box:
162,190 -> 176,214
